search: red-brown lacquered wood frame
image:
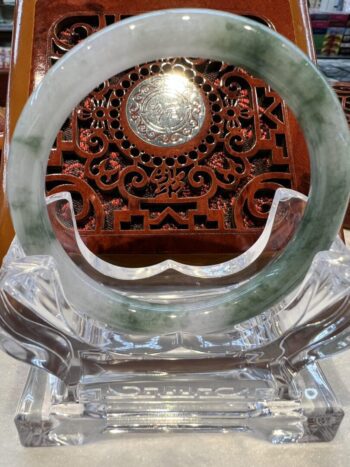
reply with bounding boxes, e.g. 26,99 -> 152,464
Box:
0,0 -> 315,266
333,82 -> 350,229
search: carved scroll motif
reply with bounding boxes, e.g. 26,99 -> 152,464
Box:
46,14 -> 293,237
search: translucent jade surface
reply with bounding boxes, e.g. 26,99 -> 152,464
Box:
6,10 -> 350,335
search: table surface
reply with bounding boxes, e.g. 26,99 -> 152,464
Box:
1,231 -> 349,467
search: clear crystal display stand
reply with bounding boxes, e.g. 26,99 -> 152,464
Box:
1,9 -> 350,446
0,188 -> 349,445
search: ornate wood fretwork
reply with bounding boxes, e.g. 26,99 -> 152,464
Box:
334,83 -> 350,125
45,13 -> 297,257
333,82 -> 350,229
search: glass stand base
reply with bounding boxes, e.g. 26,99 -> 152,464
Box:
14,361 -> 344,446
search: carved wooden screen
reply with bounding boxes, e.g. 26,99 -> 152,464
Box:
334,83 -> 350,228
27,1 -> 312,262
334,83 -> 350,125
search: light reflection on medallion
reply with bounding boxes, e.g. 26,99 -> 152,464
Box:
126,73 -> 206,147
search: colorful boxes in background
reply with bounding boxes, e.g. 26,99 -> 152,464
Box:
311,12 -> 350,56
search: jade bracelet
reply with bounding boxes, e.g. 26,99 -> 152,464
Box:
7,9 -> 350,335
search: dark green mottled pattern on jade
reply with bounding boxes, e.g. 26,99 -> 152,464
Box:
6,10 -> 350,335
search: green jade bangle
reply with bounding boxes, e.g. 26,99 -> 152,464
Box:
6,10 -> 350,335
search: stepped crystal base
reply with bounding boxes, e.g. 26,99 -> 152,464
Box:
15,362 -> 343,446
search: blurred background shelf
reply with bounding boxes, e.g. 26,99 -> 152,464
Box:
0,23 -> 12,32
318,54 -> 350,57
0,0 -> 14,106
318,58 -> 350,80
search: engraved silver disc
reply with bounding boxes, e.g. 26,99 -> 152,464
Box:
126,73 -> 206,147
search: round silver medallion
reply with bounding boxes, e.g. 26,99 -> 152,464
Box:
126,74 -> 206,147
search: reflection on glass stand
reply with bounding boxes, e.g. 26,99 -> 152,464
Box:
0,189 -> 349,445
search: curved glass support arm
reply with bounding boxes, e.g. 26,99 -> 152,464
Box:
47,188 -> 305,290
0,189 -> 350,381
6,10 -> 350,334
